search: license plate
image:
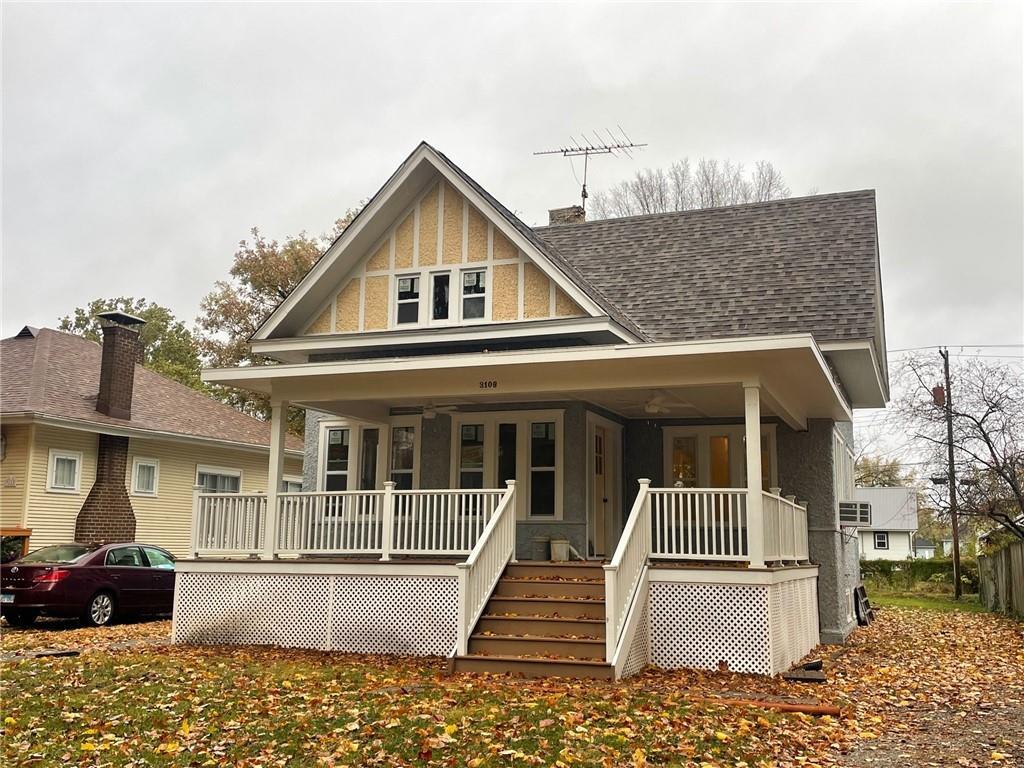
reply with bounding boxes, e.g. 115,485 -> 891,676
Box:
0,594 -> 13,604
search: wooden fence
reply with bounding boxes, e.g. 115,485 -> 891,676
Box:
978,541 -> 1024,619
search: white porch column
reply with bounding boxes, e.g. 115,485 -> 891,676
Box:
263,400 -> 289,560
743,385 -> 766,568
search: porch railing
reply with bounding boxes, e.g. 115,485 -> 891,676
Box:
762,489 -> 808,563
276,491 -> 385,555
649,488 -> 750,561
456,481 -> 517,655
604,479 -> 652,662
193,492 -> 267,557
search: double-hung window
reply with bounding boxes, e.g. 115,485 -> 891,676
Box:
396,275 -> 420,325
196,467 -> 241,493
874,532 -> 889,550
323,428 -> 351,491
458,425 -> 485,489
529,422 -> 557,517
390,425 -> 416,490
132,457 -> 159,496
48,449 -> 82,493
461,269 -> 486,320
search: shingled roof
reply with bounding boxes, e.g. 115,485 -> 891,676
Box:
533,190 -> 882,352
1,328 -> 303,452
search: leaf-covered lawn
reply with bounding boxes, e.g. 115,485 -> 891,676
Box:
1,606 -> 1021,767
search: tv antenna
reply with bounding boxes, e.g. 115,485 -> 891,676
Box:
534,127 -> 647,212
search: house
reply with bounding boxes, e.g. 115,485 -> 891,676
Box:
0,316 -> 303,559
854,486 -> 919,560
172,142 -> 888,679
914,538 -> 937,558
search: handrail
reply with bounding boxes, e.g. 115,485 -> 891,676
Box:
192,492 -> 267,557
456,480 -> 517,656
649,488 -> 749,560
762,489 -> 808,563
604,478 -> 651,662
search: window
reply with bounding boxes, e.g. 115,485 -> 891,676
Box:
196,466 -> 241,493
48,449 -> 82,493
132,457 -> 159,496
282,478 -> 303,493
497,423 -> 517,486
396,275 -> 420,324
461,269 -> 486,320
390,425 -> 416,490
670,437 -> 697,488
360,429 -> 380,489
529,422 -> 556,516
106,546 -> 144,567
143,547 -> 175,570
432,273 -> 450,321
459,425 -> 485,489
709,436 -> 731,487
324,428 -> 351,491
874,532 -> 889,550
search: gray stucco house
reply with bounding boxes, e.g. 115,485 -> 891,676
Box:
173,142 -> 886,678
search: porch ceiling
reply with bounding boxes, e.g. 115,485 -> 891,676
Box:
204,334 -> 852,429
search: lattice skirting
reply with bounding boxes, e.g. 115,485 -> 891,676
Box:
619,583 -> 650,679
648,575 -> 819,676
172,572 -> 458,656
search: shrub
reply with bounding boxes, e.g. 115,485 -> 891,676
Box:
860,557 -> 979,594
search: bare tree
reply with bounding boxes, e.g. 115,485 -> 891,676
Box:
590,157 -> 791,219
893,354 -> 1024,539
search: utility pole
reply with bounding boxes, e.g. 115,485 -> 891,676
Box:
939,347 -> 962,599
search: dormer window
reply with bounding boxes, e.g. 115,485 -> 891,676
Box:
396,275 -> 420,325
432,273 -> 450,321
462,269 -> 486,320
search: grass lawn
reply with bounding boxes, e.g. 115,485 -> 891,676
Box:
870,592 -> 987,613
2,607 -> 1022,767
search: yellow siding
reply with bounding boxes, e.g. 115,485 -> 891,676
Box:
493,230 -> 517,261
417,183 -> 439,266
442,183 -> 464,264
394,213 -> 414,269
524,263 -> 552,319
25,426 -> 98,549
492,263 -> 520,322
467,206 -> 488,262
307,304 -> 332,334
335,278 -> 361,333
363,275 -> 390,330
1,424 -> 31,528
367,240 -> 390,272
554,287 -> 585,317
126,437 -> 302,558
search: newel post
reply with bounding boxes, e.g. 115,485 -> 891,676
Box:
743,385 -> 766,568
505,479 -> 518,564
191,483 -> 205,558
380,481 -> 396,561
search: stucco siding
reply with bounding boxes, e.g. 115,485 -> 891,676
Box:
1,424 -> 32,528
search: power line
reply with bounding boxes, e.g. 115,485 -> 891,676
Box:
886,344 -> 1023,353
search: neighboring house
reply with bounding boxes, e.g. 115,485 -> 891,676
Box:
854,486 -> 918,560
0,316 -> 303,558
914,538 -> 937,558
172,142 -> 888,679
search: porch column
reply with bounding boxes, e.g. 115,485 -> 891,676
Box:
263,399 -> 289,560
743,385 -> 766,568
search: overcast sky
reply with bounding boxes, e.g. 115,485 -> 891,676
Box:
3,2 -> 1022,362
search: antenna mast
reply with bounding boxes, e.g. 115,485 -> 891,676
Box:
534,128 -> 646,212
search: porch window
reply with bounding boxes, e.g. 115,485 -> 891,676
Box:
360,428 -> 380,489
324,428 -> 351,491
874,532 -> 889,550
709,436 -> 730,487
196,466 -> 241,493
461,269 -> 486,320
432,273 -> 450,321
529,422 -> 556,516
497,423 -> 517,485
670,437 -> 697,488
390,425 -> 415,490
396,275 -> 420,325
459,425 -> 485,489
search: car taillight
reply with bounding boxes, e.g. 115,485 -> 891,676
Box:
32,569 -> 70,583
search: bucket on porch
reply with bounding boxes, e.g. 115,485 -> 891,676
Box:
531,536 -> 550,561
550,539 -> 570,562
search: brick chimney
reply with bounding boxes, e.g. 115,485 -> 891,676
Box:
95,311 -> 145,420
548,205 -> 586,225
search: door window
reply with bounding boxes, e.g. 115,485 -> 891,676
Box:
709,436 -> 731,487
670,437 -> 697,488
459,425 -> 485,489
143,547 -> 175,570
106,547 -> 144,567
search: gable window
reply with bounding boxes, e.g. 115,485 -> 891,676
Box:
132,457 -> 160,496
461,269 -> 486,320
196,466 -> 241,494
432,273 -> 450,321
396,275 -> 420,324
874,532 -> 889,550
48,449 -> 82,493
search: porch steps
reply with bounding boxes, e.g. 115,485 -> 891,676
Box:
453,562 -> 614,680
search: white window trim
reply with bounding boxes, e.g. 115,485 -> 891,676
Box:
662,424 -> 778,489
394,273 -> 423,327
874,531 -> 890,550
459,267 -> 489,326
131,456 -> 160,497
47,448 -> 83,494
282,474 -> 303,493
390,266 -> 493,330
388,415 -> 422,490
428,269 -> 454,327
448,409 -> 564,521
195,464 -> 243,493
317,419 -> 389,491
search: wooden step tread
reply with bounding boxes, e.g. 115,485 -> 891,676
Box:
457,654 -> 610,667
500,576 -> 604,584
472,633 -> 604,644
481,614 -> 604,624
488,595 -> 605,604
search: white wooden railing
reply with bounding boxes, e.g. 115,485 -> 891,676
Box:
276,491 -> 384,555
456,481 -> 517,655
604,479 -> 652,662
392,490 -> 504,556
762,489 -> 808,563
193,492 -> 267,557
649,488 -> 750,560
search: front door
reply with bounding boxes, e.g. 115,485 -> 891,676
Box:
591,426 -> 608,557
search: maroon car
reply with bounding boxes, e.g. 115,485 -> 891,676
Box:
0,543 -> 175,627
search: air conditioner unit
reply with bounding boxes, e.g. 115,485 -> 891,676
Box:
839,501 -> 872,527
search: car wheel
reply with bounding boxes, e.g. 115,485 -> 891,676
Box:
83,592 -> 115,627
4,609 -> 38,627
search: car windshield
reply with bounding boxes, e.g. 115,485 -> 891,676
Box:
18,545 -> 93,564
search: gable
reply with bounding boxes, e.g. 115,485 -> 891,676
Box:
302,178 -> 587,336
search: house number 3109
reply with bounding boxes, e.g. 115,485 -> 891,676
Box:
479,380 -> 498,389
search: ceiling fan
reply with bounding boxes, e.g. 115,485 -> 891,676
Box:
642,392 -> 693,415
421,403 -> 459,420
